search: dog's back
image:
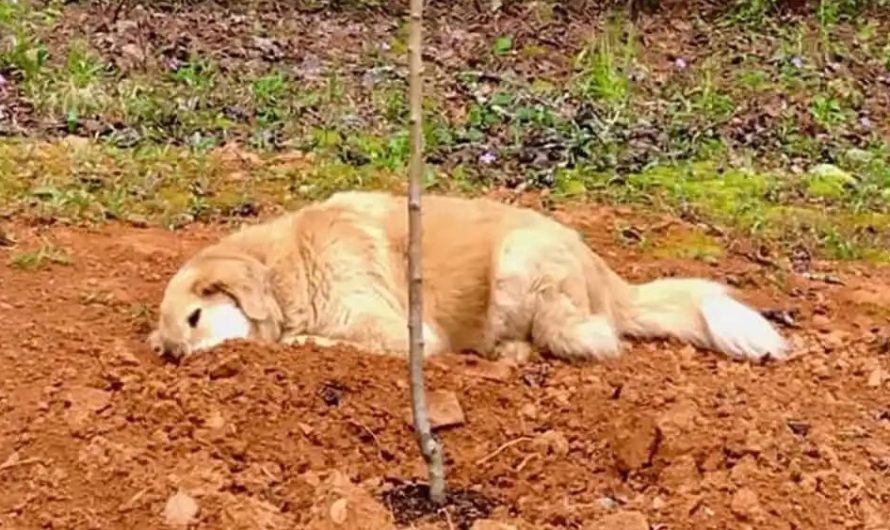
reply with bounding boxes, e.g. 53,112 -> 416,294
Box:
323,191 -> 571,352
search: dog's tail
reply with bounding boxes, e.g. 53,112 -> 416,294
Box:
609,274 -> 788,361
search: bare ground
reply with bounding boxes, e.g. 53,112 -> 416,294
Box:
1,195 -> 889,529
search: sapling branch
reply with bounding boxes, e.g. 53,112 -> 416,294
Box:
406,0 -> 446,505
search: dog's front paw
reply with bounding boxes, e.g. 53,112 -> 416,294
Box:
282,334 -> 343,349
492,340 -> 538,364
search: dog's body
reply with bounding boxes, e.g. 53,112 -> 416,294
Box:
150,191 -> 788,362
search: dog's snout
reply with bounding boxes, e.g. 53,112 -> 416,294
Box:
148,330 -> 188,359
160,339 -> 188,359
148,330 -> 163,353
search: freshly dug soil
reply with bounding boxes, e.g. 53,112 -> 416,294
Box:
1,198 -> 889,529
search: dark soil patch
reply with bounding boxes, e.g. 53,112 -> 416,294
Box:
382,480 -> 498,529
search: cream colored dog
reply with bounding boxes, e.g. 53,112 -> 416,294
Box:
149,191 -> 788,362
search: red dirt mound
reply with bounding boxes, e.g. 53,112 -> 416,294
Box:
1,201 -> 889,529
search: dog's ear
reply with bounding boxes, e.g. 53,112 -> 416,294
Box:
192,255 -> 281,323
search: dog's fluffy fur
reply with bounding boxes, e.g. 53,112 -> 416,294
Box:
149,191 -> 788,362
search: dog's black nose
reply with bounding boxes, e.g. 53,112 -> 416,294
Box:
148,331 -> 186,361
161,340 -> 187,359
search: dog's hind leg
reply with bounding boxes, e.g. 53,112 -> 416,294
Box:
530,293 -> 622,360
489,228 -> 622,361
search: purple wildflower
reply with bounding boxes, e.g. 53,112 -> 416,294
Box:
674,57 -> 688,69
791,56 -> 804,68
479,151 -> 496,165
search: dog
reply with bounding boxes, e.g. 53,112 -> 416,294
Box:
149,191 -> 788,363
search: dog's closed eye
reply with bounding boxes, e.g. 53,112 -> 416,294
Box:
187,308 -> 201,328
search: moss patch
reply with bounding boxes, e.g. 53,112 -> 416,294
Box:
647,231 -> 725,263
0,137 -> 887,264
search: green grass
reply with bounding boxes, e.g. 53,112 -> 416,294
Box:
0,136 -> 887,263
647,231 -> 725,263
725,0 -> 778,25
8,241 -> 72,270
1,2 -> 890,265
0,137 -> 405,227
0,0 -> 56,80
553,159 -> 890,262
573,18 -> 634,105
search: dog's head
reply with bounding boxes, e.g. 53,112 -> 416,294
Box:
149,253 -> 282,360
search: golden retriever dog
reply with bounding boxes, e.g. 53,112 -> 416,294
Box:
149,191 -> 788,363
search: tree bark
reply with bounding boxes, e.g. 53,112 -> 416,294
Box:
406,0 -> 446,506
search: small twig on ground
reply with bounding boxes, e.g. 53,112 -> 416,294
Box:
0,455 -> 44,473
118,487 -> 149,512
802,272 -> 844,285
474,437 -> 534,466
515,452 -> 539,472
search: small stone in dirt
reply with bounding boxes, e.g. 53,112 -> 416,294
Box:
785,419 -> 810,437
655,400 -> 699,457
609,414 -> 660,474
64,386 -> 111,411
329,497 -> 349,524
301,470 -> 322,488
298,422 -> 314,436
598,496 -> 618,509
729,455 -> 760,484
461,359 -> 515,381
867,368 -> 885,388
471,520 -> 518,530
209,355 -> 242,380
205,409 -> 225,430
63,386 -> 112,428
125,214 -> 150,228
307,471 -> 395,529
519,403 -> 537,420
163,489 -> 199,527
586,510 -> 649,530
406,390 -> 465,430
730,487 -> 761,521
533,429 -> 569,457
659,454 -> 700,492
